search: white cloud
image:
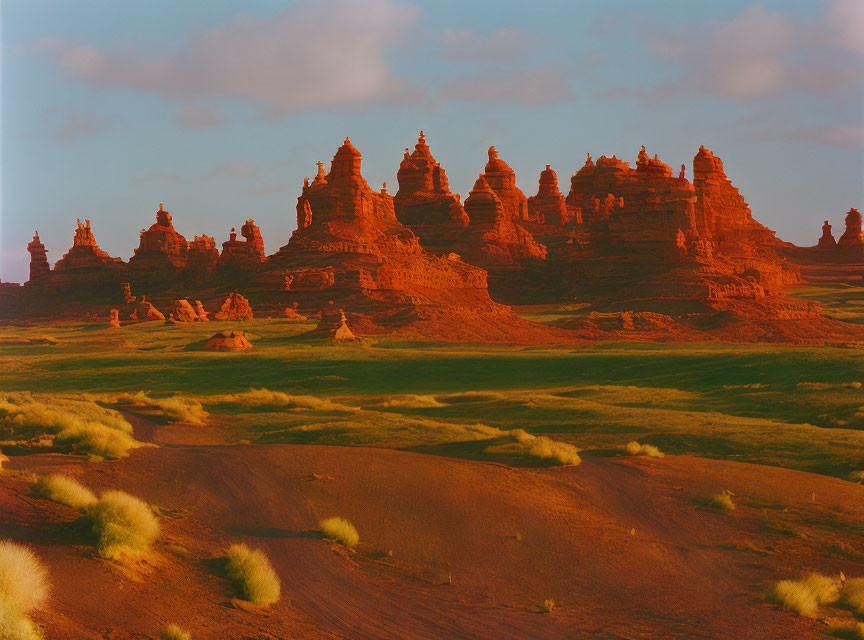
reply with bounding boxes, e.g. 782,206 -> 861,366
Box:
175,105 -> 227,128
440,27 -> 528,60
37,0 -> 422,114
764,125 -> 864,149
826,0 -> 864,55
439,67 -> 572,106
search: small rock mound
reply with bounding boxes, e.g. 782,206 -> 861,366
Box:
171,299 -> 209,322
134,297 -> 165,321
214,293 -> 253,321
203,330 -> 252,351
314,309 -> 358,341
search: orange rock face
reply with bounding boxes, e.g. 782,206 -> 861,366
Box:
203,330 -> 252,351
818,221 -> 837,248
248,138 -> 514,339
54,219 -> 123,272
214,292 -> 253,321
526,165 -> 572,228
134,297 -> 165,322
185,235 -> 219,283
394,132 -> 469,254
218,219 -> 266,272
837,208 -> 863,247
129,203 -> 189,284
27,231 -> 50,281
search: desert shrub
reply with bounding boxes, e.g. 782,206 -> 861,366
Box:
86,490 -> 160,559
208,388 -> 351,412
540,598 -> 555,613
0,540 -> 49,640
159,623 -> 192,640
225,544 -> 280,606
112,392 -> 208,425
848,470 -> 864,484
378,394 -> 443,409
624,441 -> 664,458
707,491 -> 735,513
33,474 -> 97,510
765,572 -> 840,617
0,392 -> 139,458
319,517 -> 359,547
485,430 -> 581,466
829,622 -> 864,640
840,578 -> 864,615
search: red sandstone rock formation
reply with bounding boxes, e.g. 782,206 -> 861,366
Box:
134,297 -> 165,322
203,330 -> 252,351
313,308 -> 358,340
249,138 -> 514,339
483,146 -> 529,221
171,299 -> 201,322
54,219 -> 123,272
193,300 -> 209,321
27,231 -> 50,281
818,221 -> 837,248
108,309 -> 120,328
284,302 -> 307,321
185,235 -> 219,283
214,292 -> 253,321
394,132 -> 469,253
129,203 -> 189,284
527,165 -> 572,227
218,220 -> 266,272
838,208 -> 863,247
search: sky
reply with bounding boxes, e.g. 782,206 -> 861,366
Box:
1,0 -> 862,283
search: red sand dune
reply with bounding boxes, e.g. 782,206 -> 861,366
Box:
2,417 -> 861,639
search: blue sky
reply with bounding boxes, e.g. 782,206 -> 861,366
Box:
2,0 -> 862,283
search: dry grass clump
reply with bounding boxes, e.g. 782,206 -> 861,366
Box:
0,392 -> 140,459
624,441 -> 665,458
159,623 -> 192,640
848,470 -> 864,484
86,490 -> 160,559
208,388 -> 352,412
512,430 -> 581,466
765,572 -> 840,617
840,578 -> 864,615
540,598 -> 555,613
319,517 -> 360,547
706,491 -> 735,514
112,391 -> 207,425
33,474 -> 97,511
0,540 -> 49,640
378,394 -> 444,409
829,622 -> 864,640
225,544 -> 280,606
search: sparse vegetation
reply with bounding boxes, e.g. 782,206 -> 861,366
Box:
540,598 -> 555,613
207,388 -> 353,412
225,544 -> 281,606
111,391 -> 208,425
319,517 -> 360,547
0,392 -> 140,458
848,470 -> 864,484
86,490 -> 160,559
706,491 -> 735,514
840,578 -> 864,615
624,441 -> 664,458
828,622 -> 864,640
159,623 -> 192,640
765,572 -> 840,617
33,474 -> 97,510
486,430 -> 581,466
0,540 -> 49,640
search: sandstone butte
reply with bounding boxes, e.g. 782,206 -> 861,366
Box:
1,134 -> 861,344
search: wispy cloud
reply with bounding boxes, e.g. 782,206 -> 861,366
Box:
175,105 -> 227,128
440,27 -> 530,60
131,172 -> 184,185
439,66 -> 572,106
34,0 -> 422,115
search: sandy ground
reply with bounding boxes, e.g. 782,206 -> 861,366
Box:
1,414 -> 862,639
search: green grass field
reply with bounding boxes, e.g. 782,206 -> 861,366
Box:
2,316 -> 863,479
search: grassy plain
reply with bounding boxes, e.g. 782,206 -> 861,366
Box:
1,317 -> 863,479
